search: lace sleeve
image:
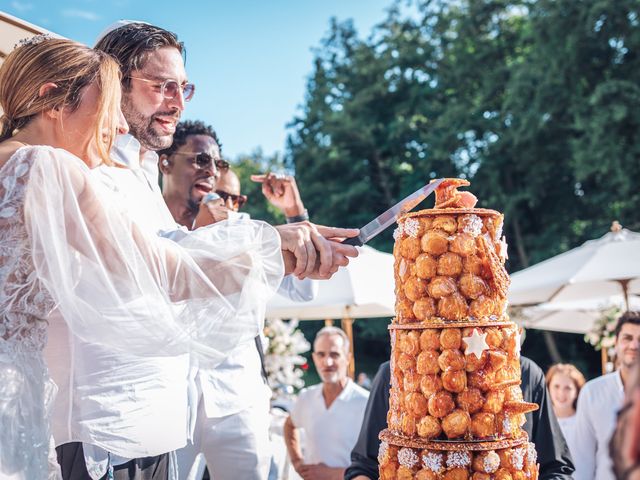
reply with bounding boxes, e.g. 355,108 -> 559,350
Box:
24,146 -> 283,364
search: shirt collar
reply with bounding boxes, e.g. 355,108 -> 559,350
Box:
615,369 -> 624,392
113,134 -> 159,172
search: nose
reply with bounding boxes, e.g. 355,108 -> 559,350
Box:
117,109 -> 129,135
167,89 -> 186,112
224,197 -> 235,210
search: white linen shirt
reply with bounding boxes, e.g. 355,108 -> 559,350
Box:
45,135 -> 192,479
572,370 -> 624,480
198,277 -> 317,418
557,415 -> 578,463
289,380 -> 369,468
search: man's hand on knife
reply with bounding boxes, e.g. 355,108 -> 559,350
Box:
277,222 -> 359,279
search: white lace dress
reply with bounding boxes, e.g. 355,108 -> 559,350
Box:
0,146 -> 284,479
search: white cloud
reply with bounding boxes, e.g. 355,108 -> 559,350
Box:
61,9 -> 100,21
10,1 -> 34,12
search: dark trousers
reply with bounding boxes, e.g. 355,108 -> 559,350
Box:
56,442 -> 169,480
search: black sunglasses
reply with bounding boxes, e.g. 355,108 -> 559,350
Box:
174,151 -> 229,171
216,189 -> 248,209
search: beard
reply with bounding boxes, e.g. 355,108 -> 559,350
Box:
121,94 -> 177,152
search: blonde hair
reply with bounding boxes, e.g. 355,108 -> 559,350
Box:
545,363 -> 586,410
0,37 -> 121,165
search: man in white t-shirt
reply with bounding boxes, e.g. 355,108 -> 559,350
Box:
573,311 -> 640,480
284,327 -> 369,480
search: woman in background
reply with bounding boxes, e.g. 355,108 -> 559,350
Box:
546,363 -> 586,457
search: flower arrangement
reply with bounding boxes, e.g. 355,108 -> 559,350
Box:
263,318 -> 310,397
584,306 -> 620,351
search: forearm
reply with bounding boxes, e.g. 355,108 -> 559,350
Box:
283,417 -> 305,468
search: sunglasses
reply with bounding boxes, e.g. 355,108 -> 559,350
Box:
129,76 -> 195,102
173,151 -> 230,171
216,189 -> 247,209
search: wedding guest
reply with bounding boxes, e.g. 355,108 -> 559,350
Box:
610,355 -> 640,480
50,21 -> 358,480
345,356 -> 575,480
159,120 -> 317,480
284,327 -> 369,480
573,311 -> 640,480
546,363 -> 586,457
0,36 -> 282,480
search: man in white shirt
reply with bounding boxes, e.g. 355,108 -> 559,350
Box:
284,327 -> 369,480
573,311 -> 640,480
51,22 -> 358,480
158,120 -> 317,479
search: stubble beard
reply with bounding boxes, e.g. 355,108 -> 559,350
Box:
121,94 -> 174,152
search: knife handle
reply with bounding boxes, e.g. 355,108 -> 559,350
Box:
341,236 -> 363,247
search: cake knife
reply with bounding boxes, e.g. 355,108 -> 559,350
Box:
342,178 -> 444,246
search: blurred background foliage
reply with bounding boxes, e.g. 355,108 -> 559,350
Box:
234,0 -> 639,382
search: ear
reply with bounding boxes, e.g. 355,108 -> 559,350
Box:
39,82 -> 61,119
159,154 -> 172,174
38,82 -> 58,97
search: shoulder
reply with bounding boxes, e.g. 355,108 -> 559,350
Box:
581,371 -> 618,394
296,383 -> 322,403
344,380 -> 370,406
0,144 -> 86,179
520,356 -> 544,379
351,382 -> 370,399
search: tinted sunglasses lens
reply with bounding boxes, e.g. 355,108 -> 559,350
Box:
194,153 -> 212,169
183,83 -> 195,101
215,190 -> 230,201
163,80 -> 180,99
236,195 -> 247,208
215,159 -> 230,170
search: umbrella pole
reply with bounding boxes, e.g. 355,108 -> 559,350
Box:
324,319 -> 334,327
619,279 -> 631,310
601,348 -> 608,375
341,316 -> 355,380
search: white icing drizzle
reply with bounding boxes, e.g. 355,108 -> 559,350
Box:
511,447 -> 526,470
461,214 -> 483,237
527,442 -> 538,463
393,224 -> 404,240
446,451 -> 471,468
378,441 -> 389,462
483,451 -> 500,473
502,416 -> 512,434
398,447 -> 419,469
422,451 -> 444,473
403,218 -> 420,238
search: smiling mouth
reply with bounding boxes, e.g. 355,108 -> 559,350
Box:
193,180 -> 214,195
154,116 -> 177,134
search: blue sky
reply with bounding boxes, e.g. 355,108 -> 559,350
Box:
3,0 -> 393,158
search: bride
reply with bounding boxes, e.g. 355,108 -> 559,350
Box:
0,37 -> 285,479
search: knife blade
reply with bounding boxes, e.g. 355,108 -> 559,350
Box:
342,178 -> 444,246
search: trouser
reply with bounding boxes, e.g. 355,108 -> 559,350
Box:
175,401 -> 271,480
56,442 -> 170,480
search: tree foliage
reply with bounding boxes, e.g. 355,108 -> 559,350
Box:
286,0 -> 640,273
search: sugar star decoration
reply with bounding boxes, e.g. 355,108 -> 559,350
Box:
462,328 -> 490,359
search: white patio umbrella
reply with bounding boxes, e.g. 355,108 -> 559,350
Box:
266,245 -> 395,320
509,222 -> 640,308
266,245 -> 395,379
514,294 -> 640,334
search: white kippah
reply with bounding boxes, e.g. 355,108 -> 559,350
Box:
94,19 -> 151,47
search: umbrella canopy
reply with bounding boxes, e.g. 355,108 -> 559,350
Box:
509,223 -> 640,306
0,12 -> 51,67
265,245 -> 395,320
513,294 -> 640,334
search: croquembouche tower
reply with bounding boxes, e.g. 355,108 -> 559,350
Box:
379,179 -> 540,480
